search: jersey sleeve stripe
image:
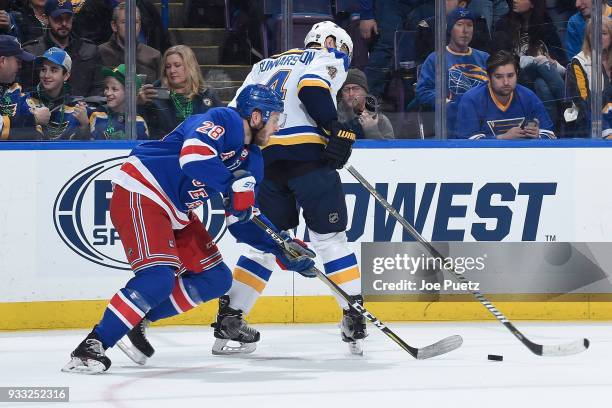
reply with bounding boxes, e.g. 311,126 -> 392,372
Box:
297,79 -> 331,93
179,140 -> 218,167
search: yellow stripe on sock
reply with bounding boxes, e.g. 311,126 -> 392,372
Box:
328,266 -> 360,285
233,267 -> 267,293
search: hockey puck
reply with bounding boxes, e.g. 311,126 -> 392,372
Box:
487,354 -> 503,361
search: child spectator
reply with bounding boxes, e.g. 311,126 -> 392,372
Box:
28,46 -> 90,140
89,63 -> 149,140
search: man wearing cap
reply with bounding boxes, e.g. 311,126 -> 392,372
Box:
98,3 -> 161,85
89,64 -> 149,140
415,0 -> 491,64
338,68 -> 394,140
20,0 -> 104,97
416,7 -> 489,138
0,34 -> 48,140
27,46 -> 92,140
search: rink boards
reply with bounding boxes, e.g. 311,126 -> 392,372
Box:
1,139 -> 612,329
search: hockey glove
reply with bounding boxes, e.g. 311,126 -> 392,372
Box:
321,120 -> 359,169
226,170 -> 256,224
276,231 -> 317,278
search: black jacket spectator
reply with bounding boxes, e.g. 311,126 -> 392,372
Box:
491,7 -> 567,67
15,0 -> 47,43
22,31 -> 104,96
141,85 -> 222,139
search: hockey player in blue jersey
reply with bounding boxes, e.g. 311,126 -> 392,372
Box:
456,50 -> 556,139
62,84 -> 317,374
214,21 -> 368,355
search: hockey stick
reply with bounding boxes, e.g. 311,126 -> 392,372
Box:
251,216 -> 463,359
345,164 -> 590,357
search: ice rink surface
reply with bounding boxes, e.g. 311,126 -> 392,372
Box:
0,321 -> 610,408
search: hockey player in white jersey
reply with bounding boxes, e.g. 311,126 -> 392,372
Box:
213,21 -> 367,355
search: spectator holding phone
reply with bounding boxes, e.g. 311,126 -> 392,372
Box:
89,64 -> 149,140
138,45 -> 221,139
338,68 -> 394,139
456,50 -> 555,139
27,47 -> 91,140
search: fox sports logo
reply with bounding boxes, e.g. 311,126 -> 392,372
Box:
53,157 -> 227,270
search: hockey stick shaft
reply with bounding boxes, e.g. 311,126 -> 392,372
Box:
251,216 -> 462,359
345,164 -> 589,356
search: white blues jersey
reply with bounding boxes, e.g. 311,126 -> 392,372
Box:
230,47 -> 349,163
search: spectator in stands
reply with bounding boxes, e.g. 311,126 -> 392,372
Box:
359,0 -> 430,101
545,0 -> 578,32
417,8 -> 489,138
492,0 -> 567,125
467,0 -> 509,32
455,50 -> 556,139
566,0 -> 612,60
338,68 -> 394,139
0,2 -> 21,38
98,3 -> 160,84
565,18 -> 612,137
21,0 -> 104,96
28,46 -> 90,139
138,45 -> 222,139
74,0 -> 169,52
89,63 -> 149,140
0,34 -> 48,140
416,0 -> 491,64
15,0 -> 47,44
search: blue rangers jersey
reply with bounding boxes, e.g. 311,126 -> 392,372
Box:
455,83 -> 555,139
230,47 -> 349,164
112,107 -> 282,255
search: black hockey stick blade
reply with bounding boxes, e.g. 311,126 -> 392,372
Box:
345,164 -> 591,357
251,216 -> 463,359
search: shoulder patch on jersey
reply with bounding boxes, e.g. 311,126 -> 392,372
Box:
326,66 -> 338,80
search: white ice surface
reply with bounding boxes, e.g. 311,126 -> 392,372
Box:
0,321 -> 610,408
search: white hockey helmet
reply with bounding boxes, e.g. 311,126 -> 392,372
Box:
304,21 -> 353,60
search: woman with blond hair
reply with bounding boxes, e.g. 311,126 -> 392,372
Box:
139,44 -> 222,139
565,18 -> 612,138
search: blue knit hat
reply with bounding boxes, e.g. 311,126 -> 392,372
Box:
447,7 -> 475,34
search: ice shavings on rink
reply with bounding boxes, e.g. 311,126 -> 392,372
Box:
0,321 -> 610,408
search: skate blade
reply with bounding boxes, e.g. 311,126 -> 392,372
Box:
348,340 -> 364,356
61,357 -> 107,374
116,339 -> 148,365
211,338 -> 257,355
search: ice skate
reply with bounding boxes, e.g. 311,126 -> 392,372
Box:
211,295 -> 260,355
61,328 -> 111,374
341,295 -> 368,356
117,319 -> 155,365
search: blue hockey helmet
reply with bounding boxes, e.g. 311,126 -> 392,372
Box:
236,84 -> 285,124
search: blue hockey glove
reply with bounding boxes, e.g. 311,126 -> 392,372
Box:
226,170 -> 256,224
276,231 -> 317,278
